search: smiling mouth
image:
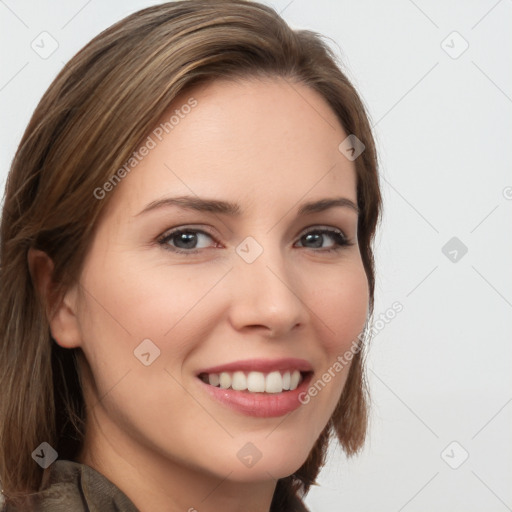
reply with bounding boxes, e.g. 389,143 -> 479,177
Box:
198,370 -> 312,394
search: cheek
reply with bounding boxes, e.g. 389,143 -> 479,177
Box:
75,256 -> 213,441
80,247 -> 178,327
302,258 -> 368,408
309,259 -> 369,354
75,252 -> 228,375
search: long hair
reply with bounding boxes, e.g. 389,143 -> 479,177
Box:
0,1 -> 382,509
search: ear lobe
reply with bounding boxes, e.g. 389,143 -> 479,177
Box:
27,248 -> 82,349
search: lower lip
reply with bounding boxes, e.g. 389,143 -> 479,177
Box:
197,373 -> 313,418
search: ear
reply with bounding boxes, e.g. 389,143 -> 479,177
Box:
27,248 -> 82,349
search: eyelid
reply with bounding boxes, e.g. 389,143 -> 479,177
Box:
157,225 -> 218,244
298,224 -> 348,237
157,223 -> 350,242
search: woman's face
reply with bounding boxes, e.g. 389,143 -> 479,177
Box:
61,77 -> 369,483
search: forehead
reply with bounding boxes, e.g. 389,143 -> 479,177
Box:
106,77 -> 357,216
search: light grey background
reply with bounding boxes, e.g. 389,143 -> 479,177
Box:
1,1 -> 511,511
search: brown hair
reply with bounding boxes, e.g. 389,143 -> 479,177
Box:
0,1 -> 381,510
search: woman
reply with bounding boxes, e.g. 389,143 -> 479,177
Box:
0,1 -> 381,510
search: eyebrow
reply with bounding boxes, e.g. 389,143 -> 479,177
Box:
135,195 -> 359,217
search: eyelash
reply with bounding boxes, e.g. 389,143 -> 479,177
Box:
157,226 -> 354,255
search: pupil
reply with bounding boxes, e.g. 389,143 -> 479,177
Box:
177,232 -> 196,249
304,233 -> 322,248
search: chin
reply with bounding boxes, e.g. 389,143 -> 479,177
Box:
219,437 -> 313,483
225,457 -> 309,483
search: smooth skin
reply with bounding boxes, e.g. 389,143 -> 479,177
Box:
29,77 -> 369,512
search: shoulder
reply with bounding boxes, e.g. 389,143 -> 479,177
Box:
3,460 -> 139,512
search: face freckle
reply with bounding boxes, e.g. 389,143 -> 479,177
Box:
70,77 -> 369,489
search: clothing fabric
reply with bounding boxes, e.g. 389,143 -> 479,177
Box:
2,460 -> 311,511
3,460 -> 139,511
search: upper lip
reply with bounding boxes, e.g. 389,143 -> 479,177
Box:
196,358 -> 313,376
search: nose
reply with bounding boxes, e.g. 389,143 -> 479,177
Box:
227,240 -> 308,338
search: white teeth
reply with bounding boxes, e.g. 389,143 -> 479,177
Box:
247,371 -> 265,392
219,372 -> 231,389
231,371 -> 247,391
208,373 -> 220,387
201,369 -> 304,393
265,371 -> 283,393
290,370 -> 301,390
282,371 -> 291,390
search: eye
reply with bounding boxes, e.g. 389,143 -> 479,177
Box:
157,226 -> 353,255
158,228 -> 217,254
295,227 -> 352,253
